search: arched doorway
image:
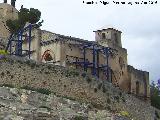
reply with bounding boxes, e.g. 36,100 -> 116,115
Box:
136,81 -> 140,95
41,50 -> 55,63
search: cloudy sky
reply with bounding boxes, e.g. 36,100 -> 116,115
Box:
11,0 -> 160,82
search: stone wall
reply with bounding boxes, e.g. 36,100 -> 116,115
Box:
0,3 -> 18,38
128,65 -> 150,98
0,55 -> 155,120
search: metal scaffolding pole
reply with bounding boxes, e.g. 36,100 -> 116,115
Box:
28,24 -> 32,59
6,24 -> 34,59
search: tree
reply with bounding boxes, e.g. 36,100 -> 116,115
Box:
150,81 -> 160,109
6,7 -> 43,33
6,19 -> 20,33
28,8 -> 41,24
4,0 -> 7,3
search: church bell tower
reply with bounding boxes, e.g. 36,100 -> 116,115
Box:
94,28 -> 122,48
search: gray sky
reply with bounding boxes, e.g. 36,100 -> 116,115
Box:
13,0 -> 160,82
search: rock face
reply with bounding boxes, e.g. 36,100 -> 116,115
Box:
0,87 -> 130,120
0,56 -> 156,120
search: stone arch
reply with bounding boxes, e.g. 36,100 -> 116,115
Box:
41,49 -> 55,63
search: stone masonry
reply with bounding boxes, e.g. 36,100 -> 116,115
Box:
0,55 -> 155,120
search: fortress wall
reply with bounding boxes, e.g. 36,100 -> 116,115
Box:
16,28 -> 150,99
0,55 -> 155,120
127,65 -> 150,98
0,3 -> 18,21
108,45 -> 130,92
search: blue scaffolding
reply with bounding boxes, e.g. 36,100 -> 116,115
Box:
5,24 -> 33,59
72,42 -> 117,82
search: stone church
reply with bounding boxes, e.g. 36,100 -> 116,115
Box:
0,3 -> 150,99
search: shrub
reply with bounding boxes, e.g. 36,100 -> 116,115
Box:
21,86 -> 51,95
107,98 -> 111,104
65,70 -> 79,77
74,116 -> 85,120
35,88 -> 51,95
30,62 -> 35,69
1,84 -> 14,88
81,73 -> 86,78
39,106 -> 51,111
119,92 -> 122,97
155,110 -> 160,119
102,85 -> 106,93
6,71 -> 10,74
86,77 -> 92,83
10,75 -> 14,79
25,60 -> 30,65
121,96 -> 126,102
47,65 -> 51,70
97,83 -> 102,90
107,105 -> 111,111
114,96 -> 120,102
94,88 -> 97,93
120,111 -> 130,117
1,72 -> 4,77
21,86 -> 35,91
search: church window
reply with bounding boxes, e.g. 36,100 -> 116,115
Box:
114,33 -> 118,44
119,57 -> 125,69
102,33 -> 106,39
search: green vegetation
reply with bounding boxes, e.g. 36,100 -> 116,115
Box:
0,84 -> 14,88
65,69 -> 79,77
39,106 -> 52,111
120,111 -> 130,117
102,85 -> 107,93
97,83 -> 102,90
150,81 -> 160,109
0,50 -> 8,55
107,98 -> 111,104
81,73 -> 86,78
74,116 -> 85,120
155,110 -> 160,119
6,7 -> 43,33
21,86 -> 51,95
94,88 -> 97,93
86,77 -> 92,83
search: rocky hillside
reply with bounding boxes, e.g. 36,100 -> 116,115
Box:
0,86 -> 131,120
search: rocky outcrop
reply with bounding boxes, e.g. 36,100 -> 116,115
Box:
0,55 -> 156,120
0,86 -> 130,120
